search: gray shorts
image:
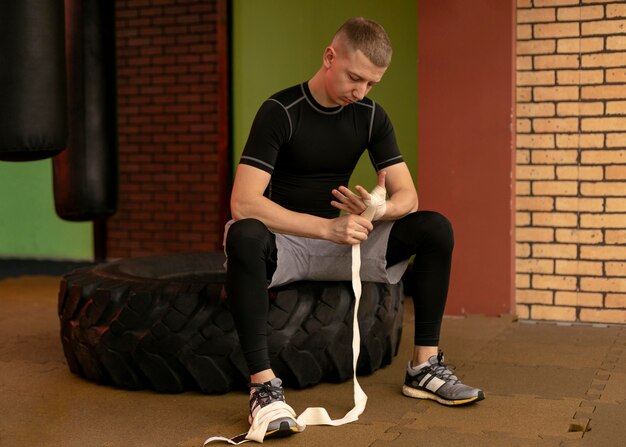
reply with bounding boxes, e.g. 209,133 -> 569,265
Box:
224,220 -> 410,289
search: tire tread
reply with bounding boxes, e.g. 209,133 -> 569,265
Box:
58,253 -> 403,393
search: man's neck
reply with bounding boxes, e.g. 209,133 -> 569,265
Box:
307,70 -> 336,108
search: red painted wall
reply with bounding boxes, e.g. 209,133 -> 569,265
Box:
417,0 -> 515,315
109,0 -> 229,258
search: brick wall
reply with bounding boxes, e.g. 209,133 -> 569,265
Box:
109,0 -> 229,258
516,0 -> 626,324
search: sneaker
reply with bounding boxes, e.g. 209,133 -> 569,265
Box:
402,352 -> 485,406
248,378 -> 299,439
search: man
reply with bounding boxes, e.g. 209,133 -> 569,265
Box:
225,17 -> 484,439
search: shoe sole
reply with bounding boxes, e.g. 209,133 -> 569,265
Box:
264,421 -> 299,440
402,385 -> 485,406
248,414 -> 299,439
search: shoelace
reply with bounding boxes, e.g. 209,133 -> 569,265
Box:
249,382 -> 284,416
429,356 -> 460,385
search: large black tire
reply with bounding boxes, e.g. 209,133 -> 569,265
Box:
58,252 -> 404,394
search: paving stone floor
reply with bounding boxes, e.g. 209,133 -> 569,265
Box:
1,276 -> 624,446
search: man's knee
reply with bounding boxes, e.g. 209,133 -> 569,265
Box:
226,218 -> 272,258
422,211 -> 454,252
402,211 -> 453,252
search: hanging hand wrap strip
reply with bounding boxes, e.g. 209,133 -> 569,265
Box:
204,184 -> 387,445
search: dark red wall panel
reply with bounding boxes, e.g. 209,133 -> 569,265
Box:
417,0 -> 515,315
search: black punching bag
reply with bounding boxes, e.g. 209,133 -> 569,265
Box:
0,1 -> 67,161
53,0 -> 118,221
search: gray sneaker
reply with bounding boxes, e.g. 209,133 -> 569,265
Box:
248,378 -> 298,439
402,352 -> 485,406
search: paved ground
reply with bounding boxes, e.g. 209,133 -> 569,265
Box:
1,275 -> 625,446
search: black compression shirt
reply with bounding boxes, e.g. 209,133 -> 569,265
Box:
240,82 -> 404,218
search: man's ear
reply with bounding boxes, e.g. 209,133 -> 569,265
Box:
323,47 -> 335,68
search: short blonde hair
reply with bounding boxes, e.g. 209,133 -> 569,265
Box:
333,17 -> 393,68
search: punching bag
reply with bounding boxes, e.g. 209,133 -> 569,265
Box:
0,1 -> 67,161
53,0 -> 118,221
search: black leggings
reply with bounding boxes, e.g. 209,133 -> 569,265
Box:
225,211 -> 454,375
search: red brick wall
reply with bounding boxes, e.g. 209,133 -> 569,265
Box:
109,0 -> 229,258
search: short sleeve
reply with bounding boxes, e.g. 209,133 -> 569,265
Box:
367,103 -> 404,171
239,99 -> 291,174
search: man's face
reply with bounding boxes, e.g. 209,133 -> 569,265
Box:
323,45 -> 388,107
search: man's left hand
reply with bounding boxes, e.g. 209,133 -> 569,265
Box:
330,170 -> 386,215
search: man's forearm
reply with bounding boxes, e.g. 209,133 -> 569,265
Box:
379,189 -> 419,221
231,195 -> 330,239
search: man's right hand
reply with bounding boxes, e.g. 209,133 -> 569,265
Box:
326,214 -> 374,245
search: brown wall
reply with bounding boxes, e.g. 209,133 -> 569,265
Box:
109,0 -> 229,258
418,0 -> 516,315
515,0 -> 626,324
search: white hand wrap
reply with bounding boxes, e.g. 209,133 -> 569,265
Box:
204,402 -> 304,445
247,402 -> 304,442
204,182 -> 388,445
361,185 -> 386,221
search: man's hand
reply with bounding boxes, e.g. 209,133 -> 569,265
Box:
325,214 -> 374,245
331,170 -> 387,215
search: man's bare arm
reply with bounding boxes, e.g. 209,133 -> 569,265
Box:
376,162 -> 418,219
230,164 -> 373,244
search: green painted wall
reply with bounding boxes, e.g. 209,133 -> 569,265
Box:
0,160 -> 93,259
232,0 -> 417,190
